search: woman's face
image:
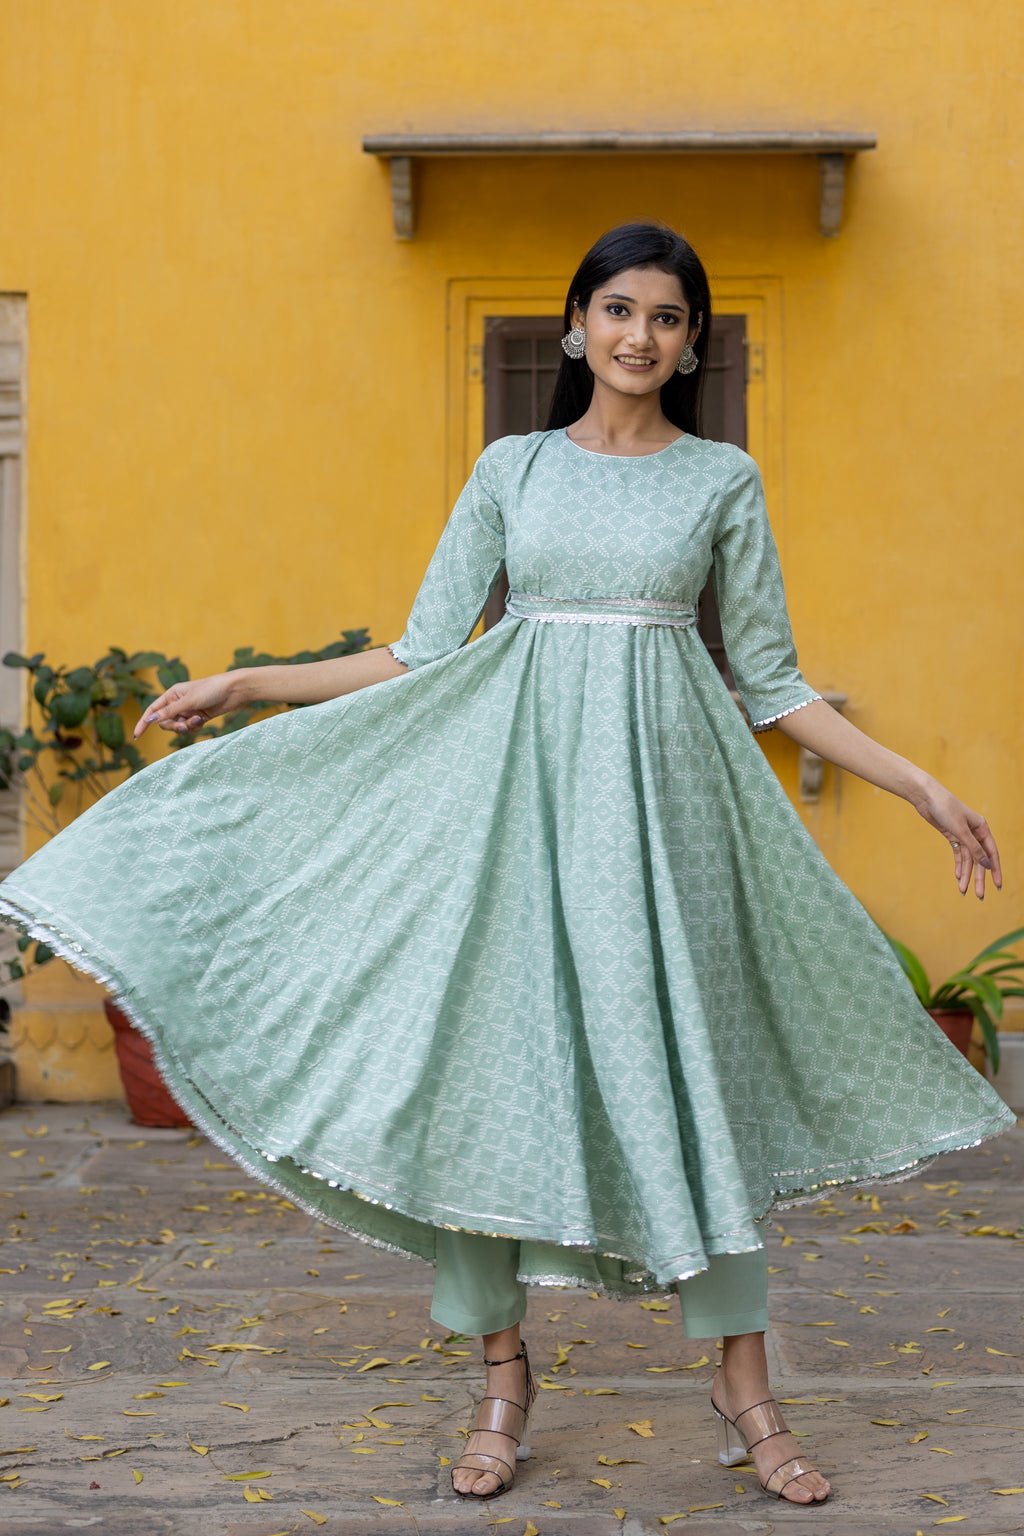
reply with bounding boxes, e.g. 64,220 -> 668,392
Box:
572,266 -> 700,400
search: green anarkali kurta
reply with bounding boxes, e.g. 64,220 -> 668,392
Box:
0,429 -> 1013,1292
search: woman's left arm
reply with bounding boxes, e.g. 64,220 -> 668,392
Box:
775,699 -> 1002,898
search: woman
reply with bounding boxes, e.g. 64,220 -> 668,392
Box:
0,222 -> 1012,1508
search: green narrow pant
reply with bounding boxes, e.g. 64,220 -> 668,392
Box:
431,1230 -> 770,1339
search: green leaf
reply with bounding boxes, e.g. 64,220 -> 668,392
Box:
0,728 -> 15,750
968,1003 -> 1000,1071
886,935 -> 932,1006
33,943 -> 54,966
48,781 -> 65,806
962,926 -> 1024,971
126,651 -> 169,671
2,651 -> 34,669
51,691 -> 92,729
64,666 -> 95,692
7,960 -> 24,980
156,659 -> 189,688
95,713 -> 125,749
943,973 -> 1004,1017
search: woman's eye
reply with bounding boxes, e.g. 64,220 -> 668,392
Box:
655,313 -> 680,325
606,304 -> 628,316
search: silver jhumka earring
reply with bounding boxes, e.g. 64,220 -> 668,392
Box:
561,326 -> 586,359
676,313 -> 703,375
676,343 -> 698,375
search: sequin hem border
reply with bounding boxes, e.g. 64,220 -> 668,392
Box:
0,894 -> 1016,1297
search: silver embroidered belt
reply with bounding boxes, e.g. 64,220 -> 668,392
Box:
505,589 -> 697,629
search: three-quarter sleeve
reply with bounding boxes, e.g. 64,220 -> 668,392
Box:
711,453 -> 820,732
388,441 -> 508,671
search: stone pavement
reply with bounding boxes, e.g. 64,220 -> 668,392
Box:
0,1102 -> 1022,1536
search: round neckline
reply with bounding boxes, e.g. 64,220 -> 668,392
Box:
562,427 -> 690,461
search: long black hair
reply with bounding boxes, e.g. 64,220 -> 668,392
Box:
545,221 -> 712,437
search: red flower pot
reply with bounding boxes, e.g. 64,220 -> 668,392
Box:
928,1007 -> 974,1059
103,1000 -> 193,1128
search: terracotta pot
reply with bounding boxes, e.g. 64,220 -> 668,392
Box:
928,1007 -> 974,1059
103,1000 -> 193,1128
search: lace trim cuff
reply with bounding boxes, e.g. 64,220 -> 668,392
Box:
750,695 -> 821,734
387,643 -> 411,669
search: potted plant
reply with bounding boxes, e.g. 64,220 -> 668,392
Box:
886,926 -> 1024,1076
0,631 -> 370,1123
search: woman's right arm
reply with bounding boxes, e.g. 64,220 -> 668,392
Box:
133,646 -> 408,738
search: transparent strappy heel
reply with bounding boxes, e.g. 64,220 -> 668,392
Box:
450,1338 -> 537,1499
711,1392 -> 830,1503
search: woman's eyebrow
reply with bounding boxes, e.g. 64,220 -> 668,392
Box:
603,292 -> 685,312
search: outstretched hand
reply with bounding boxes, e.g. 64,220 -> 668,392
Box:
133,673 -> 248,739
911,782 -> 1003,899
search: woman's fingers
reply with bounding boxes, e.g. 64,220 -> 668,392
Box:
947,816 -> 1001,900
133,685 -> 208,739
973,818 -> 1003,890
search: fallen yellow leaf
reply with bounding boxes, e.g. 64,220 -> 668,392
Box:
991,1488 -> 1024,1494
930,1446 -> 954,1454
132,1392 -> 165,1401
826,1339 -> 850,1347
371,1496 -> 403,1505
222,1470 -> 271,1480
921,1493 -> 949,1505
133,1469 -> 143,1484
871,1419 -> 902,1427
438,1456 -> 451,1466
640,1299 -> 671,1311
86,1363 -> 111,1372
591,1477 -> 613,1488
613,1513 -> 626,1521
186,1433 -> 209,1455
680,1355 -> 709,1370
597,1455 -> 641,1465
582,1388 -> 620,1395
658,1516 -> 688,1526
219,1402 -> 250,1412
300,1514 -> 328,1526
524,1523 -> 540,1536
17,1393 -> 62,1403
689,1506 -> 724,1513
908,1431 -> 929,1443
934,1519 -> 967,1525
65,1431 -> 104,1441
541,1500 -> 562,1508
626,1419 -> 654,1437
986,1347 -> 1020,1357
356,1357 -> 392,1372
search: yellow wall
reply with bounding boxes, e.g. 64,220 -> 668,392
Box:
1,1 -> 1021,1096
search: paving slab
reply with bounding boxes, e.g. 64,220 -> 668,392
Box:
1,1101 -> 1022,1535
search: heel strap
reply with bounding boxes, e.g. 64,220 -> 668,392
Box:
482,1340 -> 527,1367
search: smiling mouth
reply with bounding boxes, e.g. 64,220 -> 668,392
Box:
615,356 -> 656,369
